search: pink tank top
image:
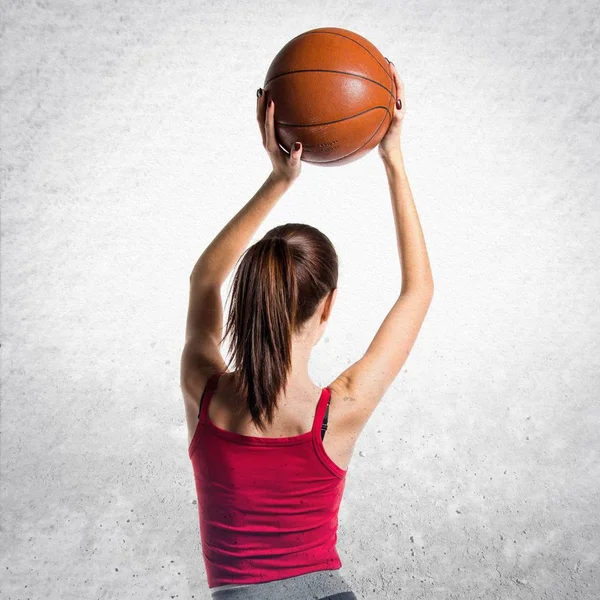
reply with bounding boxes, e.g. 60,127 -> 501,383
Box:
188,372 -> 348,588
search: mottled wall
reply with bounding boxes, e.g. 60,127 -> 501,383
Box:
2,1 -> 598,598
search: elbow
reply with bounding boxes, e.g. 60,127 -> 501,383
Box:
424,288 -> 434,304
416,269 -> 434,296
402,279 -> 434,299
427,278 -> 434,296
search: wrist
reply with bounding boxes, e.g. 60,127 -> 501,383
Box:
381,152 -> 405,173
268,170 -> 295,188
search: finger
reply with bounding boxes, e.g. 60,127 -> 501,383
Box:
390,64 -> 404,97
289,141 -> 302,162
256,88 -> 266,146
388,62 -> 399,92
389,63 -> 405,113
386,61 -> 399,108
264,98 -> 278,153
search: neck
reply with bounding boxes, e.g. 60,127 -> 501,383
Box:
287,338 -> 314,388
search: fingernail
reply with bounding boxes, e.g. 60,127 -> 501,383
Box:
294,141 -> 301,150
256,88 -> 263,98
396,99 -> 402,110
268,99 -> 273,107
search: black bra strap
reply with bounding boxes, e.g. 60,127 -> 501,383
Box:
321,396 -> 331,441
197,377 -> 213,419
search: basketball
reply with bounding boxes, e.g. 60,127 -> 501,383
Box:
263,27 -> 397,167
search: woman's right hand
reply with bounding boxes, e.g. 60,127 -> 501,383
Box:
378,60 -> 406,164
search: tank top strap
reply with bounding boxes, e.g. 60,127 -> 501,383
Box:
312,386 -> 332,441
198,371 -> 225,421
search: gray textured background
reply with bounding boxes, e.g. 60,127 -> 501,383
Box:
2,1 -> 599,599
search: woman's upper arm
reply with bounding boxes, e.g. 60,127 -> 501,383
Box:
330,288 -> 433,426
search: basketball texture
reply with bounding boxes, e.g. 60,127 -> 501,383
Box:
263,27 -> 397,167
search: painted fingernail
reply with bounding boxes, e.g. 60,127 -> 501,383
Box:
396,99 -> 402,110
268,99 -> 273,107
294,141 -> 301,150
257,88 -> 263,98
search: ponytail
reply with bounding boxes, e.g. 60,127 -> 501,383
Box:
222,224 -> 338,433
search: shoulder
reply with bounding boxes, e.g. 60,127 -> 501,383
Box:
182,365 -> 228,414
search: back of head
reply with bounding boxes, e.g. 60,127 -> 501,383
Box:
221,223 -> 338,433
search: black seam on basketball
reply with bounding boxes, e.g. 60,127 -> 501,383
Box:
264,69 -> 393,99
289,30 -> 392,85
325,77 -> 395,164
274,104 -> 390,128
301,95 -> 393,165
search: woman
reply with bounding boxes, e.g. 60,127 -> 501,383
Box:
181,61 -> 434,599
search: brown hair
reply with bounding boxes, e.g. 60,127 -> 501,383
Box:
221,223 -> 338,433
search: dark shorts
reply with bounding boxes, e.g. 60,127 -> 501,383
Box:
210,569 -> 357,599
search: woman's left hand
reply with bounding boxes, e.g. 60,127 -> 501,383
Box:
256,88 -> 303,184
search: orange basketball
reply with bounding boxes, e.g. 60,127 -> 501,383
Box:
263,27 -> 396,167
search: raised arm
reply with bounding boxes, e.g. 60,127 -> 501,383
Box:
329,62 -> 434,429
